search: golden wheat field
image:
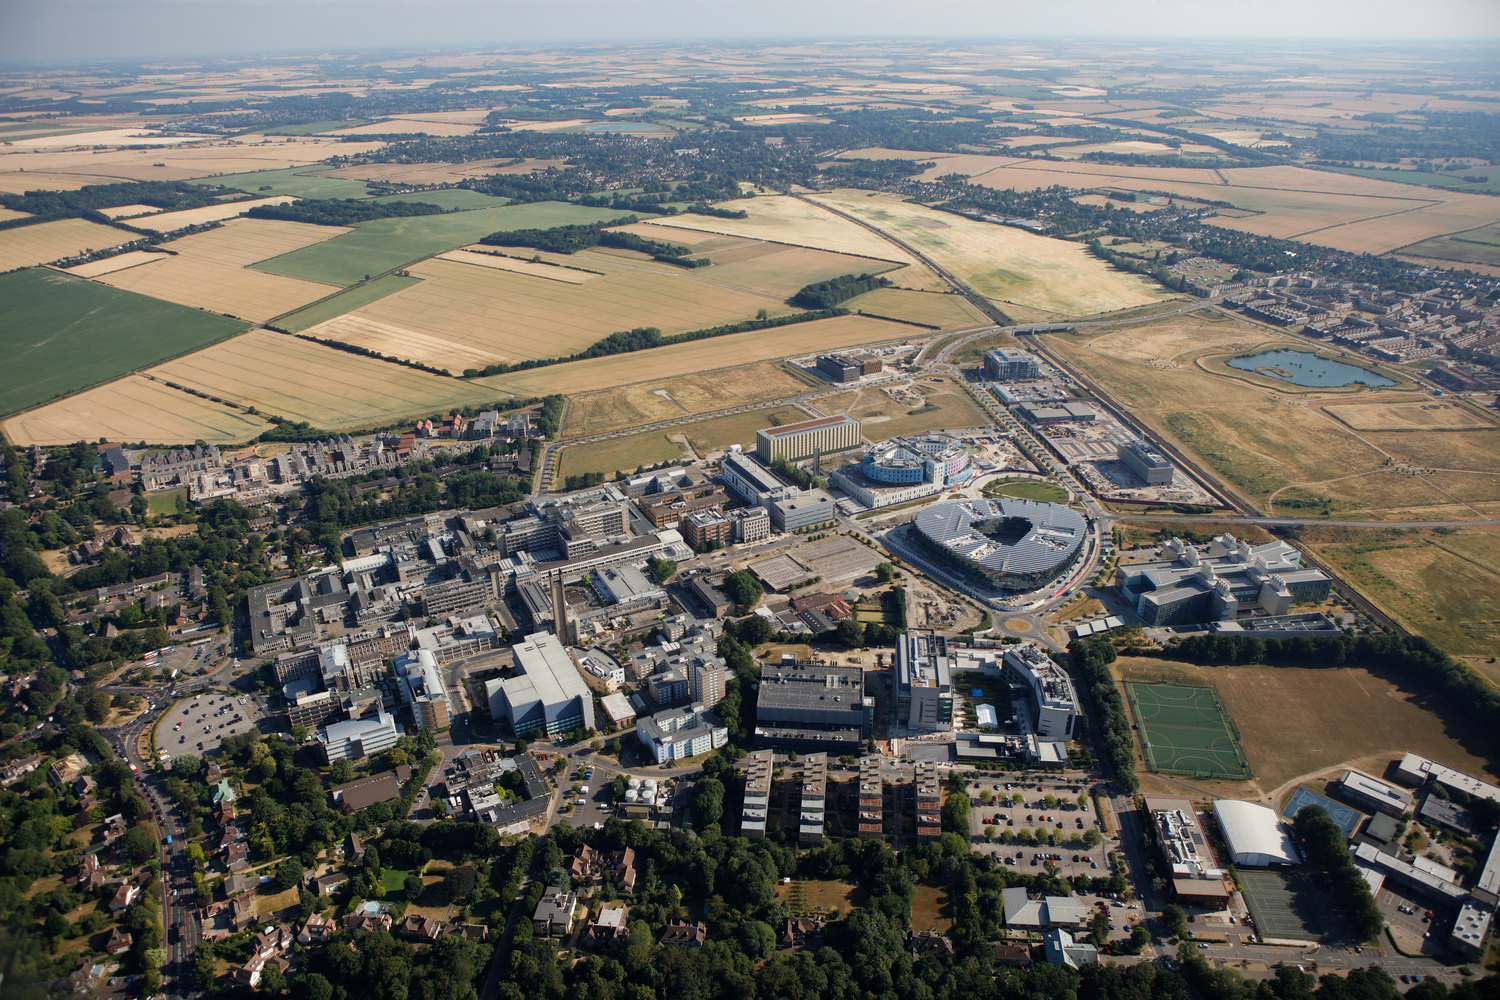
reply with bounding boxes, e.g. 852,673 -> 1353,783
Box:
129,195 -> 299,233
91,254 -> 336,323
0,375 -> 273,446
162,217 -> 349,267
806,189 -> 1169,317
0,218 -> 134,271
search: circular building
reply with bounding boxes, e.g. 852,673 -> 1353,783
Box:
863,433 -> 974,487
911,498 -> 1087,590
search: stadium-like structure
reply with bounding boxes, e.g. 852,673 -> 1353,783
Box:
911,498 -> 1087,590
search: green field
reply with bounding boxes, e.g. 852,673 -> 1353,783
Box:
983,478 -> 1069,503
371,190 -> 513,211
1316,164 -> 1500,195
185,167 -> 375,200
1401,225 -> 1500,268
0,269 -> 249,417
683,407 -> 807,455
275,274 -> 423,332
147,489 -> 187,515
252,203 -> 638,287
1127,681 -> 1251,780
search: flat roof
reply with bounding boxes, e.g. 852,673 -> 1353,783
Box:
761,414 -> 858,437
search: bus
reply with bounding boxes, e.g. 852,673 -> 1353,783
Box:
187,637 -> 212,647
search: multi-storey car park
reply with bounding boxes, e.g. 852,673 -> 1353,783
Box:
910,498 -> 1088,592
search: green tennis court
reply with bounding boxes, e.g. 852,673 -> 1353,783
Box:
1127,682 -> 1250,780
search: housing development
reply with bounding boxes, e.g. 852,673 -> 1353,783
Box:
1,28 -> 1499,1000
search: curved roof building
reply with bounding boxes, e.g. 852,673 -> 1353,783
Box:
911,498 -> 1086,589
1212,800 -> 1300,867
863,433 -> 974,487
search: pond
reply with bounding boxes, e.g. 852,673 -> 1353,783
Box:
1226,349 -> 1395,388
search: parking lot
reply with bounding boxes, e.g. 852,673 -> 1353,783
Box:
153,689 -> 267,761
963,775 -> 1107,879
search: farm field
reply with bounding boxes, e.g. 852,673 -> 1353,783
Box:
843,286 -> 986,330
310,253 -> 797,370
805,189 -> 1169,317
275,275 -> 421,333
1399,224 -> 1500,268
476,314 -> 916,399
816,378 -> 990,439
251,202 -> 634,287
129,195 -> 298,233
0,269 -> 248,417
1,375 -> 272,447
561,361 -> 821,437
184,166 -> 376,199
0,217 -> 134,271
65,250 -> 170,277
556,431 -> 685,485
147,328 -> 506,430
91,253 -> 335,323
1110,655 -> 1497,800
1300,526 -> 1500,661
636,195 -> 942,280
312,157 -> 568,187
434,249 -> 598,282
159,217 -> 348,267
682,406 -> 810,456
1036,314 -> 1499,518
370,189 -> 513,210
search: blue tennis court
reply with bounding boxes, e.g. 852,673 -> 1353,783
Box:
1282,787 -> 1361,837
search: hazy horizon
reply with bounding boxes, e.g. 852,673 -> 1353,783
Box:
3,0 -> 1499,64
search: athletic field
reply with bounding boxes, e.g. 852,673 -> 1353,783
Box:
1127,682 -> 1251,780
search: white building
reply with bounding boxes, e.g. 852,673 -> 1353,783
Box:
1001,644 -> 1079,740
317,709 -> 400,764
636,704 -> 728,763
486,632 -> 595,739
895,629 -> 954,732
1212,800 -> 1299,867
394,648 -> 450,731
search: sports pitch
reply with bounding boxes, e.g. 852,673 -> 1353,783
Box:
1127,682 -> 1251,780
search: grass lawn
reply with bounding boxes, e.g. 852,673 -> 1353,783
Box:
557,431 -> 684,485
983,478 -> 1069,503
910,884 -> 955,934
683,406 -> 807,455
275,274 -> 422,332
774,879 -> 864,919
381,867 -> 414,893
185,166 -> 375,199
0,269 -> 249,416
252,203 -> 640,287
146,488 -> 187,515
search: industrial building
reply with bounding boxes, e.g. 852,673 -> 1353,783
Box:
394,648 -> 450,731
1211,800 -> 1299,867
1144,795 -> 1231,909
485,632 -> 595,739
1117,439 -> 1174,486
895,629 -> 954,732
1000,644 -> 1079,740
984,347 -> 1041,382
754,662 -> 870,751
911,499 -> 1088,591
1339,768 -> 1413,817
816,353 -> 883,383
1016,401 -> 1097,424
1116,533 -> 1332,627
755,414 -> 863,463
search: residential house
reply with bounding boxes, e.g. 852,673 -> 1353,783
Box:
398,914 -> 443,943
991,943 -> 1032,968
315,872 -> 349,897
211,779 -> 236,804
345,910 -> 393,934
660,920 -> 707,946
225,871 -> 259,896
610,847 -> 638,893
48,752 -> 89,788
457,923 -> 489,941
225,842 -> 250,872
533,887 -> 578,936
105,927 -> 134,955
102,813 -> 127,843
569,844 -> 601,882
347,831 -> 366,865
233,955 -> 268,988
298,913 -> 332,944
232,896 -> 257,931
780,917 -> 825,948
108,882 -> 139,913
909,934 -> 955,960
1,753 -> 41,785
74,853 -> 102,889
251,924 -> 293,958
580,906 -> 631,952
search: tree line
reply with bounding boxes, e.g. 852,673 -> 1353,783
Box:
792,272 -> 895,310
247,197 -> 449,227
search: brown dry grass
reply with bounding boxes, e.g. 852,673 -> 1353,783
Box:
1323,400 -> 1496,431
130,196 -> 298,233
562,361 -> 820,437
163,217 -> 348,267
1112,655 -> 1499,801
911,884 -> 955,934
776,879 -> 864,919
844,287 -> 987,330
816,381 -> 990,439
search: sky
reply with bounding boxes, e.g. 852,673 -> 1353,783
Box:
1,0 -> 1498,63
